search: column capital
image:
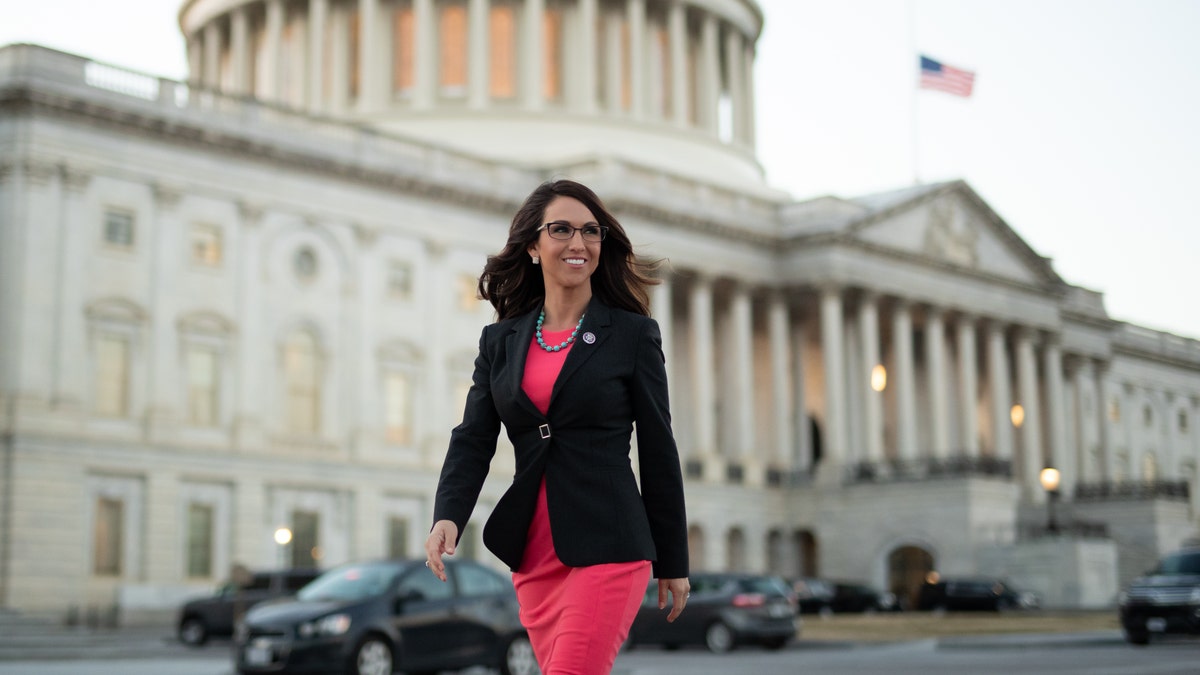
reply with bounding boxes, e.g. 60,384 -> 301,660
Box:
153,183 -> 185,210
60,164 -> 94,193
23,159 -> 58,186
352,222 -> 379,247
237,200 -> 266,226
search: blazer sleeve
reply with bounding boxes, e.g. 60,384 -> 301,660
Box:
432,324 -> 502,544
630,317 -> 690,579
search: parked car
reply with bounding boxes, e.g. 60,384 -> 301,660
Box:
1118,546 -> 1200,645
234,558 -> 535,675
178,568 -> 322,646
790,577 -> 835,615
625,572 -> 798,653
916,576 -> 1039,612
827,581 -> 900,613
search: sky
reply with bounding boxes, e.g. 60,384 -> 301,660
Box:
3,0 -> 1197,339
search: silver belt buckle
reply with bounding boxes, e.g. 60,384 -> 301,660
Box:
538,424 -> 551,439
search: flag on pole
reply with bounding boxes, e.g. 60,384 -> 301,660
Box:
919,55 -> 975,97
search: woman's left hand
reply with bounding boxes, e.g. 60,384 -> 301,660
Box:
658,577 -> 690,622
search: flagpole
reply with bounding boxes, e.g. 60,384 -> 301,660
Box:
909,0 -> 920,186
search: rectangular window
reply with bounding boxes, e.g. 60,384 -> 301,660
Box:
393,5 -> 415,95
440,4 -> 467,96
388,261 -> 412,299
291,510 -> 320,568
186,502 -> 215,578
285,334 -> 320,434
543,8 -> 562,100
103,210 -> 135,248
387,516 -> 409,559
93,497 -> 124,576
187,346 -> 220,427
191,225 -> 223,266
489,5 -> 516,99
385,372 -> 412,445
95,334 -> 130,417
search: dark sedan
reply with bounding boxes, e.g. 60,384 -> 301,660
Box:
234,559 -> 537,675
625,572 -> 798,653
1119,546 -> 1200,645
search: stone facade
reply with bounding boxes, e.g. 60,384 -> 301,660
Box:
1,0 -> 1199,620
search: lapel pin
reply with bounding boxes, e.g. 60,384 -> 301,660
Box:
582,332 -> 596,344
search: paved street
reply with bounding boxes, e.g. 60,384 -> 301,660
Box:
3,626 -> 1200,675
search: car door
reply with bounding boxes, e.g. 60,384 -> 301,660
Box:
390,566 -> 462,671
446,562 -> 515,664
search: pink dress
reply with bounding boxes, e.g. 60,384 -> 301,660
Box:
512,327 -> 652,674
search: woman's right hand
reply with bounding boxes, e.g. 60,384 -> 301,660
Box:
424,520 -> 459,582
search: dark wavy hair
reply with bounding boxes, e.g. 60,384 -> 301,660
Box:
479,179 -> 661,320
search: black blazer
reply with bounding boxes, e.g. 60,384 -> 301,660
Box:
432,297 -> 689,579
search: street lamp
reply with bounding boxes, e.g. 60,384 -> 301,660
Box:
274,527 -> 293,569
1039,467 -> 1061,534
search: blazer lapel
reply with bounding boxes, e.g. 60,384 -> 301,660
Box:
549,298 -> 612,405
506,309 -> 544,419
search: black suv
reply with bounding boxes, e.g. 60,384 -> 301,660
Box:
1119,547 -> 1200,645
178,568 -> 321,645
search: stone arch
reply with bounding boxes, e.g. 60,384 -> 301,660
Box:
726,527 -> 746,572
687,524 -> 706,572
886,545 -> 935,610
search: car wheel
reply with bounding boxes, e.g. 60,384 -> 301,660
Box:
1124,628 -> 1150,646
500,633 -> 539,675
704,621 -> 735,654
178,617 -> 208,646
351,636 -> 393,675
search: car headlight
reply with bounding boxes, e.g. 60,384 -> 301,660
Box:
298,613 -> 352,638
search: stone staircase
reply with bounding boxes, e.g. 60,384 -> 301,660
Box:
0,609 -> 180,660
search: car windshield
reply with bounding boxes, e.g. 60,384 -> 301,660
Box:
737,576 -> 790,597
297,563 -> 399,602
1157,551 -> 1200,575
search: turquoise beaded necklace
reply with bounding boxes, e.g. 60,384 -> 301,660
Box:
536,310 -> 585,352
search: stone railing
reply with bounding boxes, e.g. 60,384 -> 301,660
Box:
1073,480 -> 1190,502
845,454 -> 1013,485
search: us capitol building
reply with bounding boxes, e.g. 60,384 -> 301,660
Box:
2,0 -> 1198,620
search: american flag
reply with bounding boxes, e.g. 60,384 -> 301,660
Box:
919,55 -> 975,97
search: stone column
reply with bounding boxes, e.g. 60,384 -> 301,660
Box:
925,307 -> 950,459
626,0 -> 646,119
651,277 -> 673,378
668,0 -> 688,127
187,35 -> 203,87
723,27 -> 743,142
231,6 -> 251,94
956,314 -> 980,456
1069,359 -> 1091,484
604,10 -> 622,113
730,286 -> 756,480
233,203 -> 266,450
522,0 -> 545,111
576,0 -> 598,114
698,13 -> 720,134
352,226 -> 379,458
986,321 -> 1013,463
53,166 -> 92,413
858,292 -> 884,465
819,287 -> 846,480
203,21 -> 221,90
308,0 -> 330,109
689,276 -> 718,480
792,318 -> 810,475
145,185 -> 184,440
1015,328 -> 1042,495
467,0 -> 489,109
359,0 -> 381,110
892,300 -> 918,463
413,0 -> 435,109
743,38 -> 756,147
1092,360 -> 1112,481
264,0 -> 285,101
768,294 -> 793,470
1044,338 -> 1069,494
422,240 -> 451,464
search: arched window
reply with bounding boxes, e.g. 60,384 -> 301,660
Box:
285,331 -> 322,434
688,524 -> 706,571
726,527 -> 746,572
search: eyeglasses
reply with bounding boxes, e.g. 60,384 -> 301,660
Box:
539,223 -> 608,242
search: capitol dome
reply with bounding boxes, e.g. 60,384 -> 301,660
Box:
179,0 -> 767,190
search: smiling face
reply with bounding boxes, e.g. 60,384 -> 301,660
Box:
528,196 -> 602,294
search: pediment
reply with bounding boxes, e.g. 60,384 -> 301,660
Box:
848,182 -> 1061,287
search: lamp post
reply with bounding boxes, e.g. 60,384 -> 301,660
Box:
1039,467 -> 1061,535
274,527 -> 293,570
